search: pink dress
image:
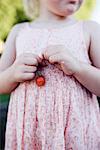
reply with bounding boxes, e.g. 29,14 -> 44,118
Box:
5,21 -> 100,150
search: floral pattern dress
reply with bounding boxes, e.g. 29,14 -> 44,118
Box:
5,21 -> 100,150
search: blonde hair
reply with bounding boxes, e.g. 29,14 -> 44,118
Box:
23,0 -> 39,19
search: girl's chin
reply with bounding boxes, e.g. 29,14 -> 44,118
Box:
53,10 -> 74,17
60,5 -> 78,15
50,7 -> 76,17
54,7 -> 77,17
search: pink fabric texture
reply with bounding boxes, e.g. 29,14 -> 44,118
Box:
5,21 -> 100,150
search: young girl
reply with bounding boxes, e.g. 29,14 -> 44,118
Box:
0,0 -> 100,149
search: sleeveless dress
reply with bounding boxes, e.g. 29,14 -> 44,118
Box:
5,21 -> 100,150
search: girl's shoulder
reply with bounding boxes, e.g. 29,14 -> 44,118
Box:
83,20 -> 100,30
81,20 -> 100,53
9,22 -> 28,37
82,20 -> 100,39
0,22 -> 29,72
82,20 -> 100,69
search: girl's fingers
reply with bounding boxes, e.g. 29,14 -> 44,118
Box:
23,58 -> 38,66
43,45 -> 62,59
19,53 -> 42,66
23,65 -> 37,73
37,55 -> 43,63
49,54 -> 63,64
43,50 -> 58,60
22,73 -> 35,81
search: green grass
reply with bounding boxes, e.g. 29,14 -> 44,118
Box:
0,94 -> 10,103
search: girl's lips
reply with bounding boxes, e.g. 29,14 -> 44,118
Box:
68,0 -> 78,4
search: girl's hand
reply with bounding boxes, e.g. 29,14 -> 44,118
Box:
11,53 -> 42,83
42,45 -> 80,76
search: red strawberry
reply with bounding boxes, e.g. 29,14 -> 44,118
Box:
35,71 -> 45,86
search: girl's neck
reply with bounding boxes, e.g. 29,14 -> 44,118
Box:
33,17 -> 77,28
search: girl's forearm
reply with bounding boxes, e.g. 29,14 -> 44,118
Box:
0,66 -> 19,94
74,61 -> 100,96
